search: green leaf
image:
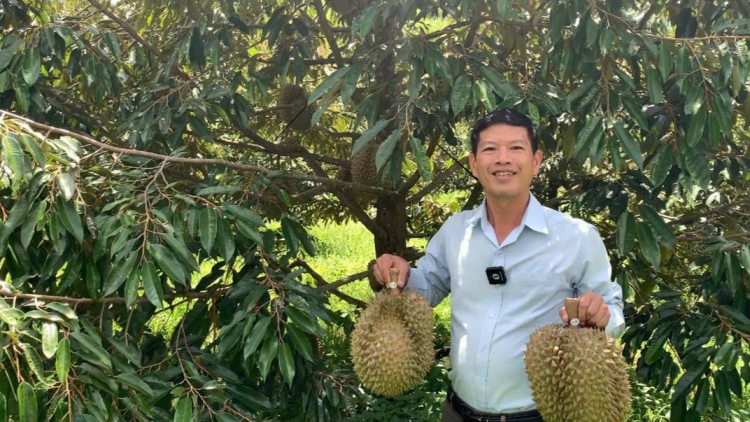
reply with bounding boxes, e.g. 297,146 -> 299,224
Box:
14,79 -> 30,112
409,138 -> 432,182
308,67 -> 350,105
496,0 -> 512,16
621,97 -> 649,130
658,42 -> 673,80
375,130 -> 400,172
479,66 -> 516,98
258,335 -> 279,381
141,262 -> 164,308
148,243 -> 187,285
174,397 -> 192,422
0,71 -> 9,92
223,204 -> 263,226
86,264 -> 101,299
356,6 -> 380,39
741,244 -> 750,275
46,303 -> 77,320
407,59 -> 423,99
683,145 -> 710,190
686,103 -> 707,147
671,361 -> 709,402
42,322 -> 58,359
293,223 -> 316,257
684,84 -> 703,115
647,68 -> 663,104
278,342 -> 295,386
108,337 -> 141,366
280,217 -> 299,254
720,305 -> 750,325
124,268 -> 139,308
236,219 -> 264,247
19,134 -> 45,168
0,36 -> 23,71
0,392 -> 6,422
24,346 -> 45,382
574,116 -> 602,160
650,145 -> 673,187
18,382 -> 37,422
613,122 -> 643,170
57,198 -> 84,243
341,62 -> 362,106
0,193 -> 31,255
200,207 -> 218,255
56,173 -> 76,201
351,119 -> 389,157
244,317 -> 272,360
22,46 -> 41,86
284,305 -> 321,336
616,211 -> 637,256
103,32 -> 121,60
714,343 -> 735,367
102,252 -> 138,297
2,134 -> 29,179
56,337 -> 71,383
450,74 -> 472,115
636,221 -> 660,269
714,372 -> 732,415
116,373 -> 153,396
286,323 -> 314,361
19,201 -> 42,249
70,331 -> 112,371
216,216 -> 235,261
638,205 -> 676,248
162,233 -> 200,273
645,331 -> 669,364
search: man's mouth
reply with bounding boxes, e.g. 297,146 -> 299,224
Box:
491,171 -> 516,177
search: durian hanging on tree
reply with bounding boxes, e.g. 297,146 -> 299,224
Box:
350,268 -> 434,397
524,298 -> 632,422
277,84 -> 317,131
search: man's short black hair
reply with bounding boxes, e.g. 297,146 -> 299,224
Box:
470,108 -> 537,154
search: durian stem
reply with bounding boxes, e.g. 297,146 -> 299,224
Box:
565,298 -> 580,327
388,268 -> 401,297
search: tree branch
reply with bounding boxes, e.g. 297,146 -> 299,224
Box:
86,0 -> 195,85
312,0 -> 345,67
292,261 -> 367,308
316,270 -> 370,293
3,289 -> 229,305
406,161 -> 463,205
1,110 -> 393,196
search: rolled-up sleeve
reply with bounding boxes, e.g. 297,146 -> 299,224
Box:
406,223 -> 452,308
574,224 -> 626,338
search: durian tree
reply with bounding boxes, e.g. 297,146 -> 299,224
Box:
1,0 -> 750,420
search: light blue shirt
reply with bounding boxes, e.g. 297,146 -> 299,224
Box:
406,194 -> 625,413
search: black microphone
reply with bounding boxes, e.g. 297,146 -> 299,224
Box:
486,266 -> 507,285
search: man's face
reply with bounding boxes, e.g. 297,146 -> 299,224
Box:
469,123 -> 542,203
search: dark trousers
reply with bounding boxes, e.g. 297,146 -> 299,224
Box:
441,388 -> 544,422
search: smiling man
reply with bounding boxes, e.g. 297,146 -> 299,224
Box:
372,108 -> 625,422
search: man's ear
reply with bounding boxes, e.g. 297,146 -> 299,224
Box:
533,149 -> 543,175
469,153 -> 477,177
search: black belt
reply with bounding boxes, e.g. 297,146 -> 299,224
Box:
447,387 -> 544,422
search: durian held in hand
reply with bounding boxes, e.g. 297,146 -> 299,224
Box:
524,298 -> 631,422
351,267 -> 434,397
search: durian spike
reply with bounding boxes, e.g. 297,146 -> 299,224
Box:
565,298 -> 581,327
388,268 -> 400,297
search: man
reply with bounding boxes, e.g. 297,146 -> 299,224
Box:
372,108 -> 625,422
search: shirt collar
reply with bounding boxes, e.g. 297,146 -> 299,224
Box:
466,193 -> 549,235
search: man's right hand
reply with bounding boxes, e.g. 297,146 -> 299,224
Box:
372,254 -> 411,288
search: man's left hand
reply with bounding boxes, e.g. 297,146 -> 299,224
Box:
558,292 -> 610,329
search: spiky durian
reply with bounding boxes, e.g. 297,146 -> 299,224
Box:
277,84 -> 316,131
523,298 -> 631,422
351,269 -> 434,397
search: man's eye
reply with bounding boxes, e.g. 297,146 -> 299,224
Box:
511,146 -> 524,150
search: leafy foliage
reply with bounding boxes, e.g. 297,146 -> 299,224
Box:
1,0 -> 750,420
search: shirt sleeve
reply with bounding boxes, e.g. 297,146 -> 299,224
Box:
405,220 -> 452,308
574,224 -> 626,339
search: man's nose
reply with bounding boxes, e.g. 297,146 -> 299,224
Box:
495,147 -> 511,163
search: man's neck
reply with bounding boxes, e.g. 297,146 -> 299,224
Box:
485,192 -> 531,238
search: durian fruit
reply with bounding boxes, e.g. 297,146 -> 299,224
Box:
524,298 -> 631,422
350,140 -> 382,204
277,84 -> 316,131
351,268 -> 434,397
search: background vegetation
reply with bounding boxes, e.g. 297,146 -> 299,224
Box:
1,0 -> 750,421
